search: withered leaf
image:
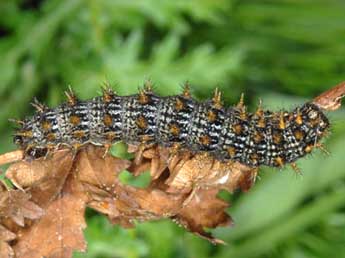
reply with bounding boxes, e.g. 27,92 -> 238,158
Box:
0,225 -> 16,258
127,145 -> 169,179
13,174 -> 87,258
75,145 -> 139,228
165,152 -> 258,193
79,146 -> 186,226
87,185 -> 187,228
6,150 -> 74,207
142,147 -> 170,180
173,188 -> 232,245
77,145 -> 131,190
0,190 -> 44,227
1,142 -> 260,257
82,145 -> 256,245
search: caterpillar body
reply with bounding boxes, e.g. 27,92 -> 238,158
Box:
13,85 -> 330,168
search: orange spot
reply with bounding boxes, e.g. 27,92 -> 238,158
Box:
279,112 -> 286,129
41,120 -> 51,131
294,130 -> 304,141
103,92 -> 113,103
233,124 -> 243,135
46,133 -> 56,141
253,131 -> 263,143
199,135 -> 211,146
227,146 -> 236,157
175,98 -> 185,111
68,97 -> 77,106
103,114 -> 113,126
275,156 -> 284,167
138,90 -> 149,104
305,145 -> 313,153
256,109 -> 264,117
169,123 -> 180,136
273,132 -> 282,144
257,117 -> 266,128
136,115 -> 147,129
69,115 -> 80,126
105,132 -> 116,141
207,111 -> 217,122
73,130 -> 85,139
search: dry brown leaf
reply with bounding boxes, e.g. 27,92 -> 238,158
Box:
0,143 -> 260,256
165,152 -> 258,193
77,146 -> 186,226
86,185 -> 186,227
81,146 -> 238,243
142,147 -> 170,180
83,145 -> 258,243
13,174 -> 87,258
173,188 -> 232,244
6,150 -> 74,208
4,149 -> 86,258
0,190 -> 44,227
127,145 -> 169,179
76,145 -> 131,189
5,150 -> 72,189
0,225 -> 16,258
5,161 -> 47,190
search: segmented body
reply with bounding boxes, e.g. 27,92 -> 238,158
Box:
13,89 -> 330,168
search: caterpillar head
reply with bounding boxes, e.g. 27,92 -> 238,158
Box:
302,103 -> 330,139
12,116 -> 48,158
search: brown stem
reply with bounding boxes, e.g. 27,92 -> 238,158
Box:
313,81 -> 345,111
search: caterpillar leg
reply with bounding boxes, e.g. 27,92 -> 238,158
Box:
102,143 -> 112,159
315,143 -> 330,155
290,162 -> 301,175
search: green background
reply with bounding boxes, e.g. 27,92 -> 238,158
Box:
1,0 -> 345,257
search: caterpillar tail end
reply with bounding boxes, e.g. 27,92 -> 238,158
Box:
313,81 -> 345,111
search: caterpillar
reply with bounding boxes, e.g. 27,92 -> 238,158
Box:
12,82 -> 330,169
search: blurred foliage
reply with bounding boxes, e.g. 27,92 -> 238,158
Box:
1,0 -> 345,257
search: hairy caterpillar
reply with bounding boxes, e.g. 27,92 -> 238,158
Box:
12,83 -> 330,169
